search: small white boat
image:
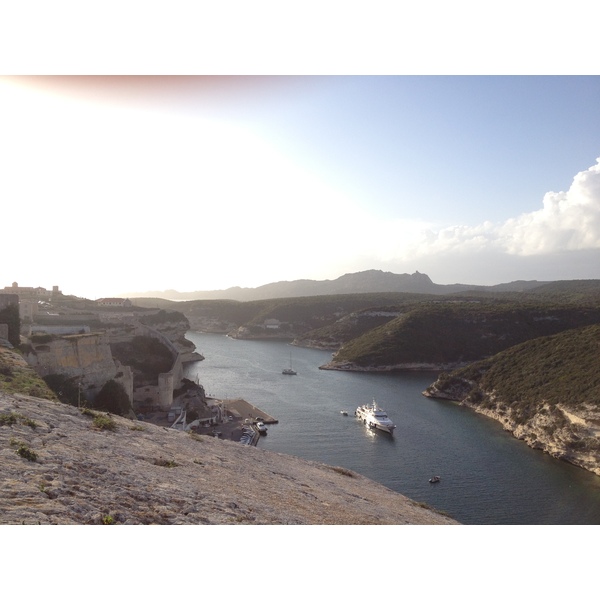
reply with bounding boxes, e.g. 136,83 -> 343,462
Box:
256,422 -> 268,434
429,475 -> 441,484
340,410 -> 348,416
355,399 -> 396,434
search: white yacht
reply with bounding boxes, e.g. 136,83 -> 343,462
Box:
355,400 -> 396,434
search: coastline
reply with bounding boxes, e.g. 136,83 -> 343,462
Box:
423,380 -> 600,478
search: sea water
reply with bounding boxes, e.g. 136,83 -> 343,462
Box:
184,332 -> 600,525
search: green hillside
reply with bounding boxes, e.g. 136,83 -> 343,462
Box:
0,348 -> 56,400
175,292 -> 437,335
331,301 -> 600,368
422,324 -> 600,473
132,283 -> 600,374
454,324 -> 600,415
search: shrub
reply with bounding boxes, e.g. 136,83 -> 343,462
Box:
30,333 -> 54,344
0,413 -> 18,426
93,380 -> 131,417
92,413 -> 116,431
43,374 -> 81,406
15,442 -> 38,462
0,412 -> 37,428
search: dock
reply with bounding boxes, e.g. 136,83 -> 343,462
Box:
222,398 -> 278,424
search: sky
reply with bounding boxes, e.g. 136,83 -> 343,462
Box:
2,74 -> 600,299
2,3 -> 598,580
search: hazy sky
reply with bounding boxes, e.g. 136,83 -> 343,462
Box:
2,75 -> 600,299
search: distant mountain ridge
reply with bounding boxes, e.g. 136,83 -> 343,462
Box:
123,270 -> 549,301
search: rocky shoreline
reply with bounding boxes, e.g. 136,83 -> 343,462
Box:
319,360 -> 467,372
423,376 -> 600,477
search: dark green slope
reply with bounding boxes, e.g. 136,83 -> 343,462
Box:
331,303 -> 600,369
454,324 -> 600,411
423,324 -> 600,474
176,293 -> 437,334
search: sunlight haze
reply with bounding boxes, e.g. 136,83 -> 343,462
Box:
2,75 -> 600,299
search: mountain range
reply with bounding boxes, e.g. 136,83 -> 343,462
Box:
123,270 -> 549,301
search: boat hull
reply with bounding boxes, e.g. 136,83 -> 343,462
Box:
355,403 -> 396,435
373,423 -> 396,434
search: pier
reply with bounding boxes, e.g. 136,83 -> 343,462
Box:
222,398 -> 278,425
199,398 -> 279,445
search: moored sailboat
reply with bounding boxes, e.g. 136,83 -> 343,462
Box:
282,351 -> 297,375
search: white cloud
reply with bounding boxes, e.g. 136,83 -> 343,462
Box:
3,77 -> 599,296
400,159 -> 600,261
500,159 -> 600,255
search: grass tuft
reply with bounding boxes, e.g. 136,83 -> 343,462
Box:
14,442 -> 38,462
92,413 -> 116,431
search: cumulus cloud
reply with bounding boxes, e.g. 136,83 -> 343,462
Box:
500,159 -> 600,255
408,159 -> 600,260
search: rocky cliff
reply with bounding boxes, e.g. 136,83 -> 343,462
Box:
0,391 -> 457,524
24,333 -> 117,391
423,324 -> 600,477
424,377 -> 600,476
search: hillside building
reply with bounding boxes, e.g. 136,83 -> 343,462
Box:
2,282 -> 60,300
95,298 -> 133,308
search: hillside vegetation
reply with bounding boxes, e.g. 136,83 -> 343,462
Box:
158,293 -> 438,337
456,324 -> 600,413
0,348 -> 56,400
134,284 -> 600,374
423,324 -> 600,475
327,301 -> 600,370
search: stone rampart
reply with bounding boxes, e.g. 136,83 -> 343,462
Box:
110,321 -> 186,411
25,333 -> 117,400
139,324 -> 185,410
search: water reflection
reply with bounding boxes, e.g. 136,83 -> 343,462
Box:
185,332 -> 600,525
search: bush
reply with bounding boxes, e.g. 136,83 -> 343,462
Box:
15,442 -> 38,462
92,413 -> 116,431
0,413 -> 18,426
43,374 -> 81,406
93,380 -> 131,416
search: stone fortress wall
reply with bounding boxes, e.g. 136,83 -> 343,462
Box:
25,332 -> 120,403
136,322 -> 185,411
5,281 -> 189,413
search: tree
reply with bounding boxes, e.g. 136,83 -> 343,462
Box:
43,374 -> 80,406
94,380 -> 132,417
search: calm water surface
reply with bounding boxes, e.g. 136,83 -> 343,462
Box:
184,332 -> 600,525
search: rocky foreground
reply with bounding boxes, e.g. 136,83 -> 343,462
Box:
0,392 -> 456,525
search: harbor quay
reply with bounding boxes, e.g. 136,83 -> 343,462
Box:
142,397 -> 277,445
222,398 -> 278,425
203,398 -> 278,445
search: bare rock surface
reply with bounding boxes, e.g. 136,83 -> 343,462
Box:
0,392 -> 457,525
